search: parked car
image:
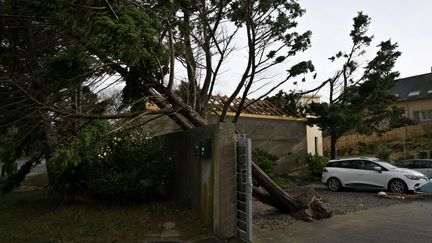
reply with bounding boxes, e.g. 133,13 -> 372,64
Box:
322,157 -> 429,193
395,159 -> 432,179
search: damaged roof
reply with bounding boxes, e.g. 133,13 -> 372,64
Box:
209,95 -> 295,117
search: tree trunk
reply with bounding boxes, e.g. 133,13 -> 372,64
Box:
252,161 -> 331,221
330,132 -> 337,160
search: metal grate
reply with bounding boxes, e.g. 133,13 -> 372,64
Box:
236,134 -> 252,242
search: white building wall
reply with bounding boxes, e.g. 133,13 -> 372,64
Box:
306,125 -> 323,156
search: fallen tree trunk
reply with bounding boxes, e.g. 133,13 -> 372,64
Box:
252,161 -> 331,221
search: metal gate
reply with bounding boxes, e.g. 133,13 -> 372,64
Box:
236,135 -> 252,242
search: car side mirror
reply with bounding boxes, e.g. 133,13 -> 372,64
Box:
373,166 -> 382,173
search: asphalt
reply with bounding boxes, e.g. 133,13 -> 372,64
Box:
254,201 -> 432,243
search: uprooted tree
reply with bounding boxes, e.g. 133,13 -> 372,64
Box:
0,0 -> 332,220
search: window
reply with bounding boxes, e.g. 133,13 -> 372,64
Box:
397,160 -> 415,169
408,91 -> 421,97
363,161 -> 379,170
341,160 -> 356,169
413,110 -> 432,121
413,111 -> 421,121
327,162 -> 340,167
328,160 -> 357,168
415,160 -> 432,168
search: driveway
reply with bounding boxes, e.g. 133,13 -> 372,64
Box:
254,201 -> 432,243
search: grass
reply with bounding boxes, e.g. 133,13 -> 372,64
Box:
0,173 -> 210,242
273,175 -> 296,188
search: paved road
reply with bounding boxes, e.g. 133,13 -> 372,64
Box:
254,201 -> 432,243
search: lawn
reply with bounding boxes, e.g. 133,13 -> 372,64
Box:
0,173 -> 210,242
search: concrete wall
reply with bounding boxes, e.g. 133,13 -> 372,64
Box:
142,113 -> 312,175
154,123 -> 236,239
209,115 -> 308,175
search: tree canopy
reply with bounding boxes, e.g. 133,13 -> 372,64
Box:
304,12 -> 404,159
0,0 -> 315,165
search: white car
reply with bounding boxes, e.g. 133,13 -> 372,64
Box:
322,157 -> 429,193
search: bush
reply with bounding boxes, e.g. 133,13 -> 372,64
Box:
47,123 -> 171,202
252,148 -> 295,188
305,154 -> 328,178
82,140 -> 170,201
252,148 -> 278,175
375,145 -> 392,161
358,142 -> 377,154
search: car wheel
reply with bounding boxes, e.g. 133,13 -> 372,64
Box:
388,179 -> 407,194
327,177 -> 342,191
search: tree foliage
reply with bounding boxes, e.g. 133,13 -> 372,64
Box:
48,121 -> 171,201
0,0 -> 314,166
266,90 -> 305,117
0,0 -> 328,218
305,12 -> 404,159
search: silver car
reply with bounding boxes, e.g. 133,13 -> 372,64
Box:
396,159 -> 432,178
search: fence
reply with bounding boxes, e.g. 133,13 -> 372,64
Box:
323,123 -> 432,151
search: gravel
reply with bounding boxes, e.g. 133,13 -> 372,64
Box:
253,185 -> 416,231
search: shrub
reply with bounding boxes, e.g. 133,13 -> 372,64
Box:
305,154 -> 328,178
47,122 -> 109,200
83,140 -> 170,201
252,148 -> 278,175
358,142 -> 377,154
252,148 -> 294,188
47,123 -> 171,202
375,145 -> 392,161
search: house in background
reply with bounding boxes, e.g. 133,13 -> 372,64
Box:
389,72 -> 432,122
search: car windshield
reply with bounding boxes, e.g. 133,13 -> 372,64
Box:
375,160 -> 397,170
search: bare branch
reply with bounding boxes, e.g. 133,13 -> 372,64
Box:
107,110 -> 177,135
104,0 -> 119,19
4,78 -> 176,120
242,74 -> 293,112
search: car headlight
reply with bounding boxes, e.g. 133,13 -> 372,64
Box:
404,174 -> 423,180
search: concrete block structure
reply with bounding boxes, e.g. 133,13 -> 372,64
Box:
143,96 -> 323,175
154,123 -> 237,239
208,96 -> 322,175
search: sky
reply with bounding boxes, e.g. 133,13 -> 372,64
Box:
212,0 -> 432,101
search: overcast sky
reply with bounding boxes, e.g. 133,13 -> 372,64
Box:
212,0 -> 432,101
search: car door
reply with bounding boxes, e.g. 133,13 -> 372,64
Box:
335,160 -> 359,186
414,160 -> 432,178
339,160 -> 373,188
354,160 -> 387,189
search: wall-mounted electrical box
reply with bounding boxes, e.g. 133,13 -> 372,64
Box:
194,138 -> 212,158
